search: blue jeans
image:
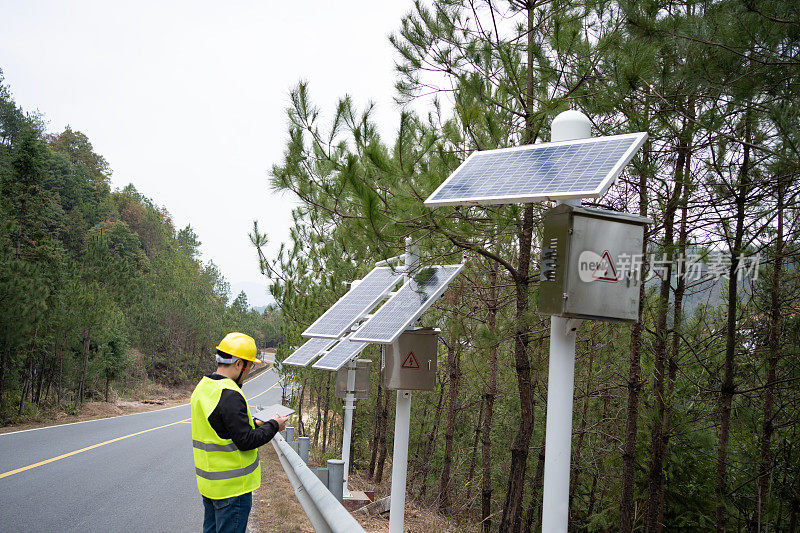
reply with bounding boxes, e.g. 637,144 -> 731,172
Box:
202,492 -> 252,533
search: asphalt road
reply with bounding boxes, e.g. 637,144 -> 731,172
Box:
0,368 -> 284,533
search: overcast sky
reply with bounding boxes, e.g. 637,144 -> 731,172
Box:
0,0 -> 414,307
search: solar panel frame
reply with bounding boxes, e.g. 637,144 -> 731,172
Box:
302,266 -> 402,339
311,334 -> 369,371
350,264 -> 464,345
282,337 -> 336,367
423,132 -> 647,207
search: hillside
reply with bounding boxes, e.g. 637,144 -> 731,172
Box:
0,72 -> 280,424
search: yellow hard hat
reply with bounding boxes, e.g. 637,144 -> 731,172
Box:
216,332 -> 261,363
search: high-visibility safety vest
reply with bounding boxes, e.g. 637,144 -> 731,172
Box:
190,376 -> 260,499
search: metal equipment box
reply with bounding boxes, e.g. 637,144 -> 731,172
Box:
335,359 -> 371,400
538,204 -> 652,322
381,328 -> 438,391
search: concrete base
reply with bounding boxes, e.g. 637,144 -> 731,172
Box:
355,495 -> 391,515
342,490 -> 373,511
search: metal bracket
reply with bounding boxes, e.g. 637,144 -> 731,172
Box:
565,318 -> 583,335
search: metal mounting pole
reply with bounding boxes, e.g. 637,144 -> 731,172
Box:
388,238 -> 420,533
541,110 -> 591,532
389,389 -> 412,533
542,316 -> 578,531
341,360 -> 357,498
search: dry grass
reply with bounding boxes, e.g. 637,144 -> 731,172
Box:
0,396 -> 190,434
0,361 -> 271,434
254,444 -> 315,532
254,444 -> 466,533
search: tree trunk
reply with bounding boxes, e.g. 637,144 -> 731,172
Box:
34,353 -> 46,405
715,119 -> 751,533
644,132 -> 687,533
375,389 -> 392,484
298,377 -> 307,437
56,330 -> 66,409
76,329 -> 92,409
659,141 -> 692,529
0,339 -> 8,413
439,341 -> 462,512
417,376 -> 446,497
620,87 -> 653,533
754,176 -> 783,531
500,204 -> 536,533
524,433 -> 547,533
322,374 -> 331,454
500,5 -> 538,530
569,331 -> 596,518
481,264 -> 499,533
465,399 -> 484,505
314,376 -> 322,447
369,379 -> 383,479
412,391 -> 431,470
18,356 -> 33,417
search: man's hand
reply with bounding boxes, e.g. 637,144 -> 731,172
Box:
272,414 -> 289,431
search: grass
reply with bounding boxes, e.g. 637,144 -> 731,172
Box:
255,441 -> 467,532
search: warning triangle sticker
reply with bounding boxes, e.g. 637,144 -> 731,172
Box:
401,351 -> 420,369
592,250 -> 618,282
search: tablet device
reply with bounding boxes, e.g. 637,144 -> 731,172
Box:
252,403 -> 295,423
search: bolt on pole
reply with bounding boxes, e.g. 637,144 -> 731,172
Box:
541,110 -> 591,532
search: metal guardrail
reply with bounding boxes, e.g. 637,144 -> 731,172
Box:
271,429 -> 365,533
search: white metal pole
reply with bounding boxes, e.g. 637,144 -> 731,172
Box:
389,389 -> 412,533
341,362 -> 357,498
388,238 -> 420,533
541,110 -> 592,532
541,316 -> 578,531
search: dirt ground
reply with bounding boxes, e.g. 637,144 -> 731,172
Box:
254,444 -> 466,533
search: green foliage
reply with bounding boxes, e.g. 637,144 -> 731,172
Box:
0,72 -> 278,422
260,1 -> 800,530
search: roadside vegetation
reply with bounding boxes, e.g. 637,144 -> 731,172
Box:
0,72 -> 282,425
263,1 -> 800,531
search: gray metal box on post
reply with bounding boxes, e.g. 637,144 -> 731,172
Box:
381,328 -> 438,391
335,359 -> 371,400
538,204 -> 652,322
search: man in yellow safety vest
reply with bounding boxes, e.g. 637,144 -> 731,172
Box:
191,332 -> 288,533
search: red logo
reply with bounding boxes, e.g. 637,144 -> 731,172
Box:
401,351 -> 420,369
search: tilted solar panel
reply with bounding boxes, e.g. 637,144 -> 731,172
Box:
282,337 -> 336,367
311,334 -> 369,371
423,133 -> 647,207
350,265 -> 464,344
302,266 -> 402,339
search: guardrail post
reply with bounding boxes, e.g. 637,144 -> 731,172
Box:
327,459 -> 344,503
298,436 -> 310,464
272,436 -> 331,533
285,426 -> 298,454
271,434 -> 364,532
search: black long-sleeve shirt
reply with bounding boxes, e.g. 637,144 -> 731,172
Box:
205,373 -> 279,451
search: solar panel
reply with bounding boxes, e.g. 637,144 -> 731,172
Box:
311,334 -> 369,371
282,337 -> 336,367
350,265 -> 464,344
423,132 -> 647,207
303,267 -> 402,339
